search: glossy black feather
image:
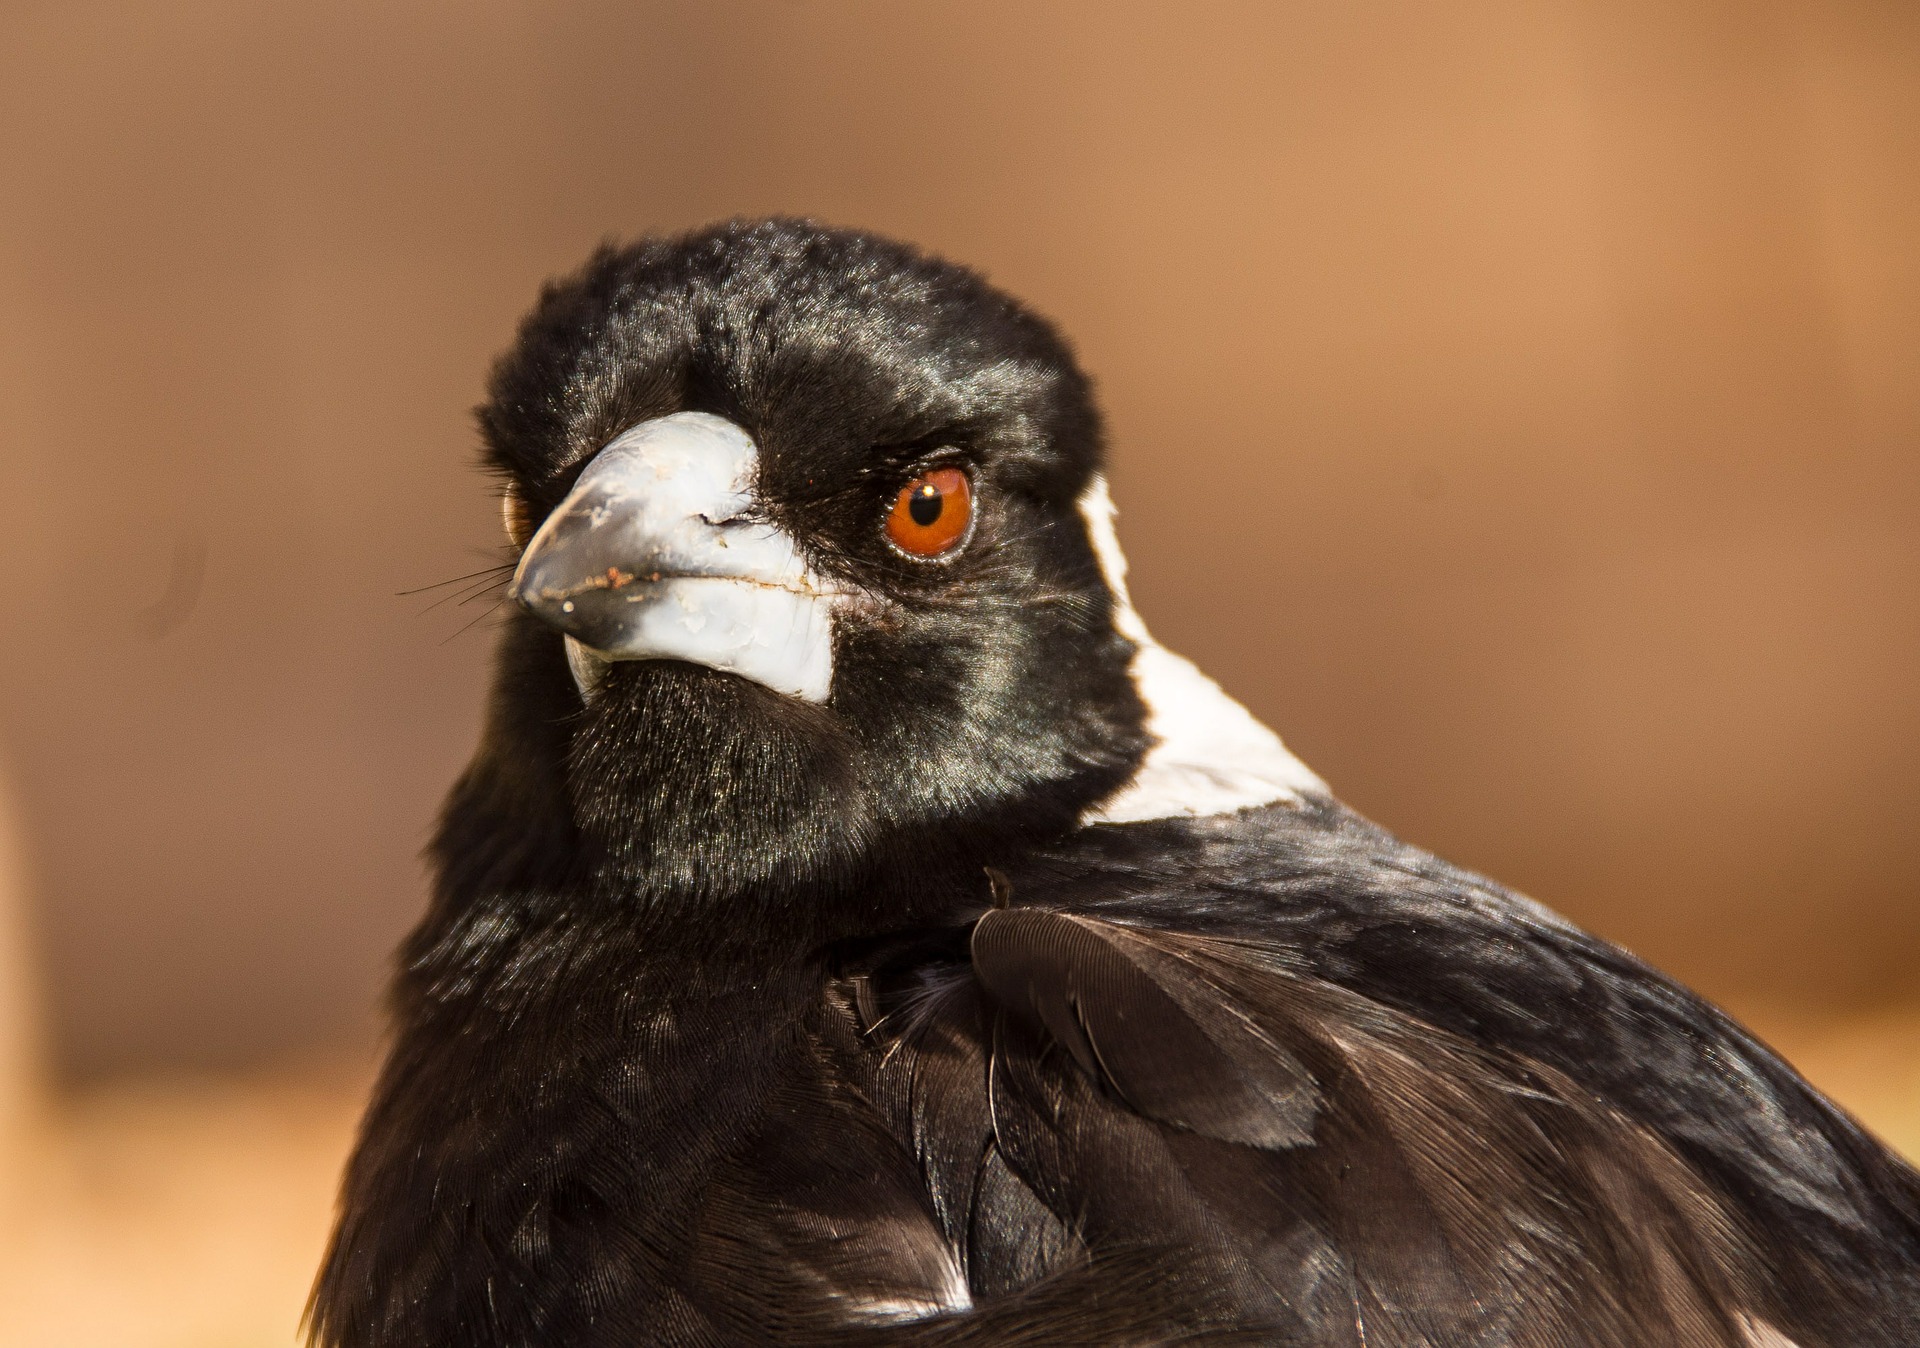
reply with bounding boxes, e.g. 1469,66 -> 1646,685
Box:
313,221 -> 1920,1347
970,907 -> 1321,1148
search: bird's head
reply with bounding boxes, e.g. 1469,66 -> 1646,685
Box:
456,220 -> 1154,936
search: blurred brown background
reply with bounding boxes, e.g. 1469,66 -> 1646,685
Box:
0,1 -> 1917,1340
5,0 -> 1917,1075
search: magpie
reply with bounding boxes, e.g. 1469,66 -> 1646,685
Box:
313,219 -> 1920,1347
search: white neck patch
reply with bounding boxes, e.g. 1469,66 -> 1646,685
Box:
1078,477 -> 1327,825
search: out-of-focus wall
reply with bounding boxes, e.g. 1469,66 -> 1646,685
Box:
0,0 -> 1914,1075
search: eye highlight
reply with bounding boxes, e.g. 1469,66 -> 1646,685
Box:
885,467 -> 974,559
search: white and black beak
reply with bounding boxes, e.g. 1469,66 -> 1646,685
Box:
509,412 -> 845,703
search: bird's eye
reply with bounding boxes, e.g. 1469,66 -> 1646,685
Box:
885,468 -> 973,559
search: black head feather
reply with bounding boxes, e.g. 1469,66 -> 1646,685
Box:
441,219 -> 1148,949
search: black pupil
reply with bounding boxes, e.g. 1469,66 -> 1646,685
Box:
908,483 -> 944,527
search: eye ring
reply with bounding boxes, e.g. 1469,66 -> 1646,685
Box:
885,467 -> 974,559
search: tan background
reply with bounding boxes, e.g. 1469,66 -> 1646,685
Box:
1,0 -> 1917,1085
1,3 -> 1918,1343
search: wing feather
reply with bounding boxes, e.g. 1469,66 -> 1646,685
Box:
971,907 -> 1320,1148
967,905 -> 1774,1346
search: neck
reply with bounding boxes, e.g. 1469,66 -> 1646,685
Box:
1075,477 -> 1328,824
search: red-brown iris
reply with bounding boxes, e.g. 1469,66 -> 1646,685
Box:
885,467 -> 973,558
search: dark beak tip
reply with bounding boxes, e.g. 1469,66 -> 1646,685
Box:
505,579 -> 552,620
511,582 -> 632,652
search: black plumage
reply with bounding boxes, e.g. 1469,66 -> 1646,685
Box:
312,219 -> 1920,1346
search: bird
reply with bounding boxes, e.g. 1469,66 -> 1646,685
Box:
311,218 -> 1920,1347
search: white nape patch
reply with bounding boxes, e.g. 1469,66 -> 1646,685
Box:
1078,477 -> 1327,825
1739,1316 -> 1802,1348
